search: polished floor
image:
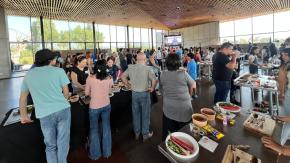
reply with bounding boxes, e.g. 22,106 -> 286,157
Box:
0,68 -> 286,163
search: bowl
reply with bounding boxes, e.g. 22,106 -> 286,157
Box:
200,108 -> 216,121
165,132 -> 199,162
192,114 -> 208,127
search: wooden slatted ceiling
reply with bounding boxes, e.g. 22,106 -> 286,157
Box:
0,0 -> 290,30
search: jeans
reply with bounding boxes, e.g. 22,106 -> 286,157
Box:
39,108 -> 71,163
214,80 -> 231,103
89,105 -> 112,160
132,91 -> 151,136
281,90 -> 290,145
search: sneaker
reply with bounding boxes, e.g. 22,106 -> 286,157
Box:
135,133 -> 140,140
143,131 -> 153,142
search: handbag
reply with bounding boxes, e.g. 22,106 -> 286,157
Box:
151,90 -> 158,104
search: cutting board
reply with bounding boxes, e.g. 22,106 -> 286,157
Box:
243,113 -> 276,137
222,145 -> 261,163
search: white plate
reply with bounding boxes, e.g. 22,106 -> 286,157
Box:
216,102 -> 241,113
165,132 -> 199,162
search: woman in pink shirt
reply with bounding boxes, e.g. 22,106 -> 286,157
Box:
85,59 -> 113,160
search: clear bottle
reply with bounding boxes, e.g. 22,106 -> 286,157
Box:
223,115 -> 228,126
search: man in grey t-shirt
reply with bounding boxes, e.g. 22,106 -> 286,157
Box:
121,52 -> 158,141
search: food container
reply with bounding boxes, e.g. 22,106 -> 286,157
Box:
200,108 -> 216,121
192,114 -> 208,127
165,132 -> 199,162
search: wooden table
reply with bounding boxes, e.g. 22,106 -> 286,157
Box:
158,111 -> 285,163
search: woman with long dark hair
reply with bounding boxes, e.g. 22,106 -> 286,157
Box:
70,56 -> 88,92
85,59 -> 113,160
249,46 -> 260,74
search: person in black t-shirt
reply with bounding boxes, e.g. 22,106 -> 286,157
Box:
212,42 -> 238,103
70,56 -> 89,92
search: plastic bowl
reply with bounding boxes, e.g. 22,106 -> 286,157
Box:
192,113 -> 208,127
165,132 -> 199,162
200,108 -> 216,121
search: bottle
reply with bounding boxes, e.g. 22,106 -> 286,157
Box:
223,115 -> 228,126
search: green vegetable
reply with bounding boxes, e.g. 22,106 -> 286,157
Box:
167,139 -> 184,155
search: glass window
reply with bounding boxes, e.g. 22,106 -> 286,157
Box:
235,35 -> 252,44
51,20 -> 69,42
8,16 -> 31,42
31,17 -> 41,42
148,28 -> 152,44
10,43 -> 33,69
156,30 -> 163,43
220,37 -> 234,44
95,25 -> 104,42
142,42 -> 150,50
253,14 -> 273,34
86,43 -> 94,50
129,27 -> 134,42
43,19 -> 52,42
117,26 -> 126,42
134,42 -> 141,48
153,29 -> 157,48
141,28 -> 149,43
156,42 -> 162,49
274,10 -> 290,32
117,42 -> 126,48
99,43 -> 110,49
98,24 -> 110,42
32,43 -> 42,55
71,43 -> 85,50
219,21 -> 234,37
128,42 -> 134,49
234,18 -> 252,35
134,28 -> 141,42
53,43 -> 69,50
253,33 -> 273,43
274,31 -> 290,44
45,43 -> 52,50
85,23 -> 94,42
110,25 -> 117,42
111,42 -> 117,53
69,21 -> 85,42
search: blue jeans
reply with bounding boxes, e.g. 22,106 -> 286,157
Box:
39,108 -> 71,163
132,91 -> 151,136
214,80 -> 231,103
281,90 -> 290,145
89,105 -> 112,160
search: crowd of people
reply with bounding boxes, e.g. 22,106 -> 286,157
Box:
17,36 -> 290,162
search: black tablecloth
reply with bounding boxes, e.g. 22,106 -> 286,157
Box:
0,91 -> 132,163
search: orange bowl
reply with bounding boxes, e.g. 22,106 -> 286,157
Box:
192,113 -> 208,127
200,108 -> 216,121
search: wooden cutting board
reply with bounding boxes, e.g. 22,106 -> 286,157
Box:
222,145 -> 261,163
243,113 -> 276,137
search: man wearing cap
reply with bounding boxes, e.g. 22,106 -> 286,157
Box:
19,49 -> 71,163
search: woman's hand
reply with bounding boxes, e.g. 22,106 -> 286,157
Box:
261,136 -> 283,155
